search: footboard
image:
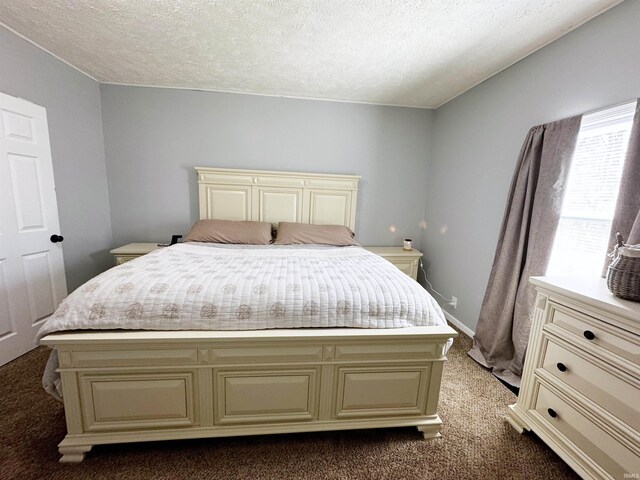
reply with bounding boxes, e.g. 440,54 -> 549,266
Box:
41,326 -> 457,462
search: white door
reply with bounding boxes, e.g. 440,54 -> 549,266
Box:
0,92 -> 67,366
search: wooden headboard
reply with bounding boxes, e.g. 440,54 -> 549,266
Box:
195,167 -> 360,230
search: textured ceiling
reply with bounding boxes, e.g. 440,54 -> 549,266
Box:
0,0 -> 621,108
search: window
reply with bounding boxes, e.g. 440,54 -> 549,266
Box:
546,102 -> 635,277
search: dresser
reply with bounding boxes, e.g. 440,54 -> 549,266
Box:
507,277 -> 640,480
110,243 -> 423,280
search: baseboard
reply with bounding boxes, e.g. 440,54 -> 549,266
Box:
443,310 -> 475,338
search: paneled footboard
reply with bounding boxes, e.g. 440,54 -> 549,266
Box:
41,326 -> 457,463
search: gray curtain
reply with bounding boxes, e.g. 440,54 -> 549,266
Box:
605,99 -> 640,262
468,115 -> 582,387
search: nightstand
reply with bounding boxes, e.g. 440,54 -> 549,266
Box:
365,247 -> 423,280
110,243 -> 163,265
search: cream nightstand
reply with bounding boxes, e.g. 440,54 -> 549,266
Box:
365,247 -> 423,280
110,243 -> 163,265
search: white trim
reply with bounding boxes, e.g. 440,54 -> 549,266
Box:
580,100 -> 636,132
100,81 -> 429,110
443,310 -> 475,339
433,1 -> 624,108
0,22 -> 98,82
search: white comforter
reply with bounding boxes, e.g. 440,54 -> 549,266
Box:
39,243 -> 447,398
38,243 -> 445,340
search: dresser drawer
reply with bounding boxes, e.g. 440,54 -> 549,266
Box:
532,383 -> 638,478
548,303 -> 640,366
540,337 -> 639,431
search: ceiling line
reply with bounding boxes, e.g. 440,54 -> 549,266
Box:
432,0 -> 624,108
99,81 -> 434,110
0,21 -> 98,82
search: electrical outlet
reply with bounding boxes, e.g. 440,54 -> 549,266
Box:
450,296 -> 458,309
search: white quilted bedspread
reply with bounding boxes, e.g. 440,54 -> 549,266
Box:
38,243 -> 445,341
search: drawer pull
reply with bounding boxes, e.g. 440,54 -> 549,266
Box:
547,408 -> 558,418
583,330 -> 596,340
556,362 -> 567,372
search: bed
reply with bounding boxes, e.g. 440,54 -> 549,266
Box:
39,167 -> 457,463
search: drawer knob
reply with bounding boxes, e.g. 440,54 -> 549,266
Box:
583,330 -> 596,341
556,362 -> 567,372
547,408 -> 558,418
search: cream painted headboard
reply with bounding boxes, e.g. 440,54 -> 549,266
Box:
195,167 -> 360,230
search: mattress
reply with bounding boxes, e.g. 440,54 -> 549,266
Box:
38,243 -> 447,398
38,243 -> 446,339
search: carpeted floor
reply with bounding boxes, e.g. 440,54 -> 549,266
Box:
0,327 -> 578,480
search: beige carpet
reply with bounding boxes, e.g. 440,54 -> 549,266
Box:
0,328 -> 577,480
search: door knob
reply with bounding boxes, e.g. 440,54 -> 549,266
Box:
50,234 -> 64,243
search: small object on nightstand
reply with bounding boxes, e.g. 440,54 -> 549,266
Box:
403,238 -> 412,251
158,234 -> 183,247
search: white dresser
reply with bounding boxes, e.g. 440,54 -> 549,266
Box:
507,277 -> 640,480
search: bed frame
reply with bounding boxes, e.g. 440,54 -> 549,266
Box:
41,167 -> 457,463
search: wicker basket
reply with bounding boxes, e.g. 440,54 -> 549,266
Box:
606,233 -> 640,302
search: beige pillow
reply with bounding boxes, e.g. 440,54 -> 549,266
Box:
274,222 -> 358,246
184,219 -> 272,245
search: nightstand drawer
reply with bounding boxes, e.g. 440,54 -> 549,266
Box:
364,247 -> 422,281
532,383 -> 638,479
111,243 -> 163,266
548,303 -> 640,366
384,257 -> 417,277
114,255 -> 138,265
540,336 -> 639,431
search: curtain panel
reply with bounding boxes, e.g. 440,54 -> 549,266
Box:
606,99 -> 640,258
468,115 -> 582,386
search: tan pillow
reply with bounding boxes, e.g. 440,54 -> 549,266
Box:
184,219 -> 272,245
274,222 -> 358,246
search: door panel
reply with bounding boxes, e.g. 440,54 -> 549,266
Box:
0,258 -> 13,337
22,251 -> 56,323
1,108 -> 36,142
8,153 -> 46,231
0,92 -> 67,365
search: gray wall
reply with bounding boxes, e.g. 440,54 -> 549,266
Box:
100,85 -> 433,248
0,26 -> 113,291
424,0 -> 640,332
